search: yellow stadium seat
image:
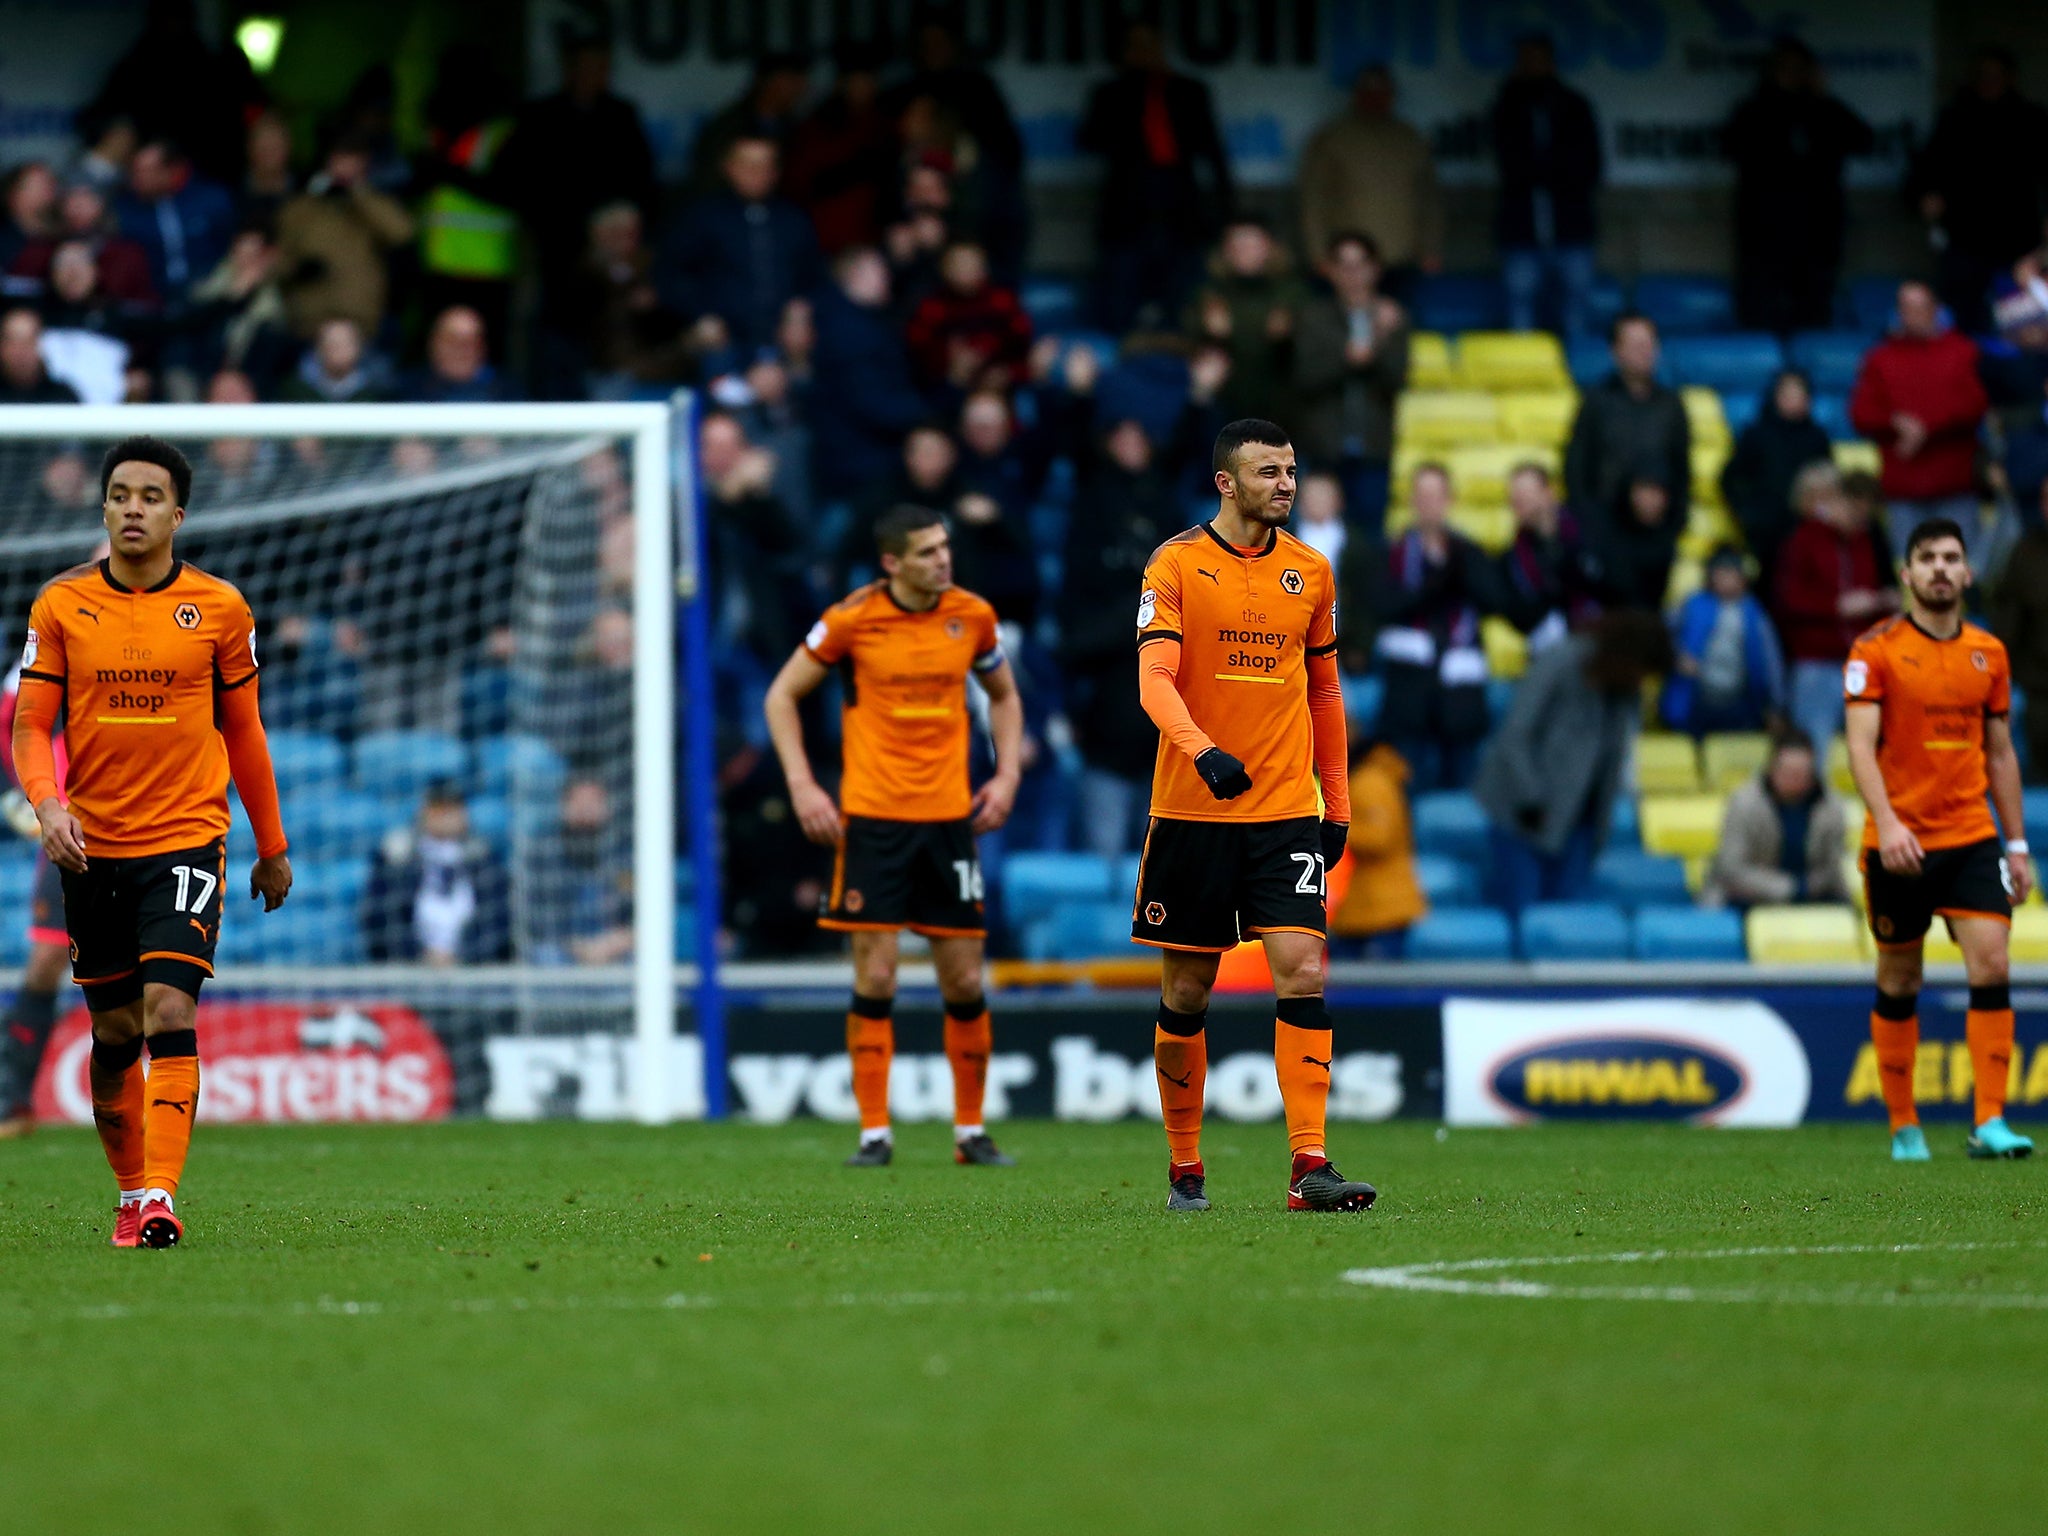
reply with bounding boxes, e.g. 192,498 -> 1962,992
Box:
1664,558 -> 1704,607
1640,793 -> 1725,857
1843,810 -> 1867,853
1684,854 -> 1710,893
1682,387 -> 1732,449
1457,331 -> 1570,391
1407,331 -> 1457,391
1483,616 -> 1528,680
1923,922 -> 1964,965
1702,732 -> 1772,791
1450,505 -> 1516,552
1396,391 -> 1500,448
1691,442 -> 1730,505
1635,734 -> 1702,795
1826,734 -> 1856,793
2013,908 -> 2048,960
1496,391 -> 1580,447
1746,904 -> 1869,963
1448,442 -> 1561,506
1844,855 -> 1866,909
1832,440 -> 1881,476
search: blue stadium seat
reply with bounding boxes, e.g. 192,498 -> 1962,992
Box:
251,904 -> 364,964
1810,393 -> 1853,442
1409,273 -> 1507,333
1022,900 -> 1135,961
1567,334 -> 1616,387
1633,275 -> 1735,335
1609,795 -> 1641,849
467,793 -> 512,855
1486,677 -> 1516,724
1587,272 -> 1629,334
1721,390 -> 1764,436
0,923 -> 23,968
1021,276 -> 1082,332
473,733 -> 568,801
1592,848 -> 1692,908
1662,333 -> 1785,395
354,730 -> 469,798
1112,853 -> 1142,902
0,853 -> 36,912
1002,851 -> 1113,925
1786,331 -> 1869,395
1342,674 -> 1384,735
265,729 -> 347,794
293,856 -> 371,914
2022,788 -> 2048,841
1411,792 -> 1491,867
1413,852 -> 1479,906
226,792 -> 258,863
1633,905 -> 1747,961
290,790 -> 399,862
1519,901 -> 1632,960
1405,906 -> 1513,961
214,914 -> 263,967
1844,276 -> 1899,334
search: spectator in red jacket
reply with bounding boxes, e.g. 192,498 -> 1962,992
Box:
1772,460 -> 1898,752
905,239 -> 1033,396
1848,280 -> 1989,567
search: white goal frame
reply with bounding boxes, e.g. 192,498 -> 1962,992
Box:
0,402 -> 680,1123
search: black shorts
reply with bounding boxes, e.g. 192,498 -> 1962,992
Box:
821,816 -> 985,938
1132,815 -> 1328,952
1862,836 -> 2012,948
28,856 -> 67,947
60,839 -> 225,1009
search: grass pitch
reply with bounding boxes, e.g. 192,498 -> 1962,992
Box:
4,1118 -> 2046,1535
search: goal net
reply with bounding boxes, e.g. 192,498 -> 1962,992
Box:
0,403 -> 708,1126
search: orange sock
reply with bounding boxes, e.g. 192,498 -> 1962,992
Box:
88,1034 -> 146,1192
943,999 -> 992,1132
1154,1003 -> 1207,1167
1275,997 -> 1333,1159
1870,991 -> 1920,1133
846,994 -> 894,1134
141,1032 -> 200,1196
1967,984 -> 2016,1127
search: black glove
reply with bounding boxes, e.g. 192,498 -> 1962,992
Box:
1320,820 -> 1349,867
1194,747 -> 1253,800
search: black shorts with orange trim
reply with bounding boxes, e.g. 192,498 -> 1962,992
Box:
60,838 -> 225,1008
1132,814 -> 1327,952
821,816 -> 985,938
1862,835 -> 2012,948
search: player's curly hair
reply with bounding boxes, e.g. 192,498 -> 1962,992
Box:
100,435 -> 192,506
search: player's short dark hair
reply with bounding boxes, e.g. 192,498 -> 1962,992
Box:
1903,517 -> 1967,562
1212,418 -> 1290,475
100,435 -> 191,506
874,504 -> 945,557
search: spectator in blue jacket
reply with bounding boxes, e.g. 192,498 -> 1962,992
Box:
1660,546 -> 1786,737
660,134 -> 823,363
114,138 -> 235,312
810,246 -> 930,501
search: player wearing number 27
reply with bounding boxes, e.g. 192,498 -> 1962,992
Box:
12,437 -> 292,1249
1132,418 -> 1376,1213
764,505 -> 1024,1169
1844,516 -> 2032,1163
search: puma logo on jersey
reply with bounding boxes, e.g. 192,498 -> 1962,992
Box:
76,607 -> 101,624
1196,567 -> 1221,585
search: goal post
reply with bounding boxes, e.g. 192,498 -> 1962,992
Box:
0,401 -> 710,1126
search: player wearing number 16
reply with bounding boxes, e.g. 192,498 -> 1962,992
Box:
12,437 -> 292,1249
1132,419 -> 1374,1214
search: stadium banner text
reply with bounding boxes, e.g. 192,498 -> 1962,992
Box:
531,0 -> 1933,189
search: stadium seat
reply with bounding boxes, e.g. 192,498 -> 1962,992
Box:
472,734 -> 568,800
1413,852 -> 1480,907
1112,854 -> 1142,902
2021,788 -> 2048,839
1482,616 -> 1528,680
1486,677 -> 1516,726
1810,394 -> 1853,441
1592,847 -> 1692,908
1745,903 -> 1867,963
1002,852 -> 1112,926
251,903 -> 365,965
291,789 -> 399,862
1405,906 -> 1513,962
1680,386 -> 1732,448
1448,505 -> 1516,552
1456,331 -> 1570,391
1609,794 -> 1640,849
0,853 -> 35,913
1406,331 -> 1457,390
1664,335 -> 1785,396
265,729 -> 348,794
1587,272 -> 1629,333
1496,391 -> 1579,447
1632,905 -> 1747,961
1020,276 -> 1081,331
1845,276 -> 1899,334
1634,734 -> 1701,795
1394,391 -> 1499,448
294,856 -> 371,915
1566,335 -> 1617,388
1787,331 -> 1869,395
1448,442 -> 1560,506
2012,909 -> 2048,963
1408,273 -> 1507,333
1639,794 -> 1726,858
1690,442 -> 1731,506
1412,791 -> 1491,867
1825,735 -> 1857,793
467,793 -> 512,855
1519,901 -> 1632,960
1702,732 -> 1773,791
353,731 -> 469,799
1633,274 -> 1735,335
1342,673 -> 1384,734
1720,389 -> 1764,436
1022,900 -> 1135,961
1831,440 -> 1881,476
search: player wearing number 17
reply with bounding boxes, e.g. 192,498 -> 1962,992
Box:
1132,419 -> 1374,1213
12,438 -> 292,1248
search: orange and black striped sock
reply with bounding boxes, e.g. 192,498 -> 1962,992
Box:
1870,989 -> 1920,1133
141,1030 -> 200,1197
88,1033 -> 145,1193
1275,996 -> 1333,1160
1967,983 -> 2016,1128
943,995 -> 992,1135
1154,1001 -> 1207,1168
846,993 -> 894,1137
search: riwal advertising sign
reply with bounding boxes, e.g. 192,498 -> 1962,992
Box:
1443,996 -> 1810,1126
532,0 -> 1932,188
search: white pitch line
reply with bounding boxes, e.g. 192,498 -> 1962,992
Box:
1341,1240 -> 2048,1309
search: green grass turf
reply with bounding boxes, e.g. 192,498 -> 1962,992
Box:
4,1119 -> 2047,1535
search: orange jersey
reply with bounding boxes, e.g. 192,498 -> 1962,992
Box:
1844,615 -> 2009,851
21,560 -> 263,858
1138,523 -> 1339,822
803,582 -> 1004,822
